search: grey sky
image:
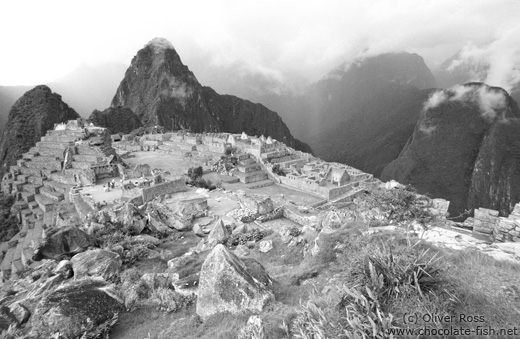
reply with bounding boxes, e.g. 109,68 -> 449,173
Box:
1,0 -> 519,91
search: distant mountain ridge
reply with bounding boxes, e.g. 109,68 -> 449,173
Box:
270,52 -> 437,176
109,38 -> 311,152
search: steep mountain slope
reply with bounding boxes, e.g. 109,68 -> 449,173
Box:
0,86 -> 31,133
111,38 -> 311,153
382,83 -> 520,218
0,85 -> 80,175
287,52 -> 437,176
89,107 -> 142,134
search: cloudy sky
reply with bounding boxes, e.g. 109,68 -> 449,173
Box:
1,0 -> 519,92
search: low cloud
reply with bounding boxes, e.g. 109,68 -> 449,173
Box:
423,84 -> 507,120
444,29 -> 520,92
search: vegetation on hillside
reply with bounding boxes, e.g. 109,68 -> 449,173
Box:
0,192 -> 18,243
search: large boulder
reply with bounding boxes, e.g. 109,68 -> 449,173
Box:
196,244 -> 274,319
31,278 -> 123,338
147,202 -> 193,232
71,249 -> 122,280
33,226 -> 97,261
112,202 -> 148,234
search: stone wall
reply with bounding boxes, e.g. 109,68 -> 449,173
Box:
279,176 -> 329,199
141,179 -> 187,202
282,204 -> 320,227
472,204 -> 520,242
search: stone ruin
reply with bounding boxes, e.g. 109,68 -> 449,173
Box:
0,119 -> 121,279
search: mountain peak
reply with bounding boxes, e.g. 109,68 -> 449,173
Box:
109,39 -> 310,152
145,37 -> 176,53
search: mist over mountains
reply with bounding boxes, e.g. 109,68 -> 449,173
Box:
1,37 -> 520,218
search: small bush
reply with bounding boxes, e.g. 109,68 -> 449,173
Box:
365,245 -> 443,303
150,287 -> 192,313
0,193 -> 18,243
187,166 -> 203,181
365,187 -> 434,225
272,164 -> 285,177
0,325 -> 23,339
227,229 -> 267,246
340,286 -> 396,339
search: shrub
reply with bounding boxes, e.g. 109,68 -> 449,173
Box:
227,229 -> 267,246
224,147 -> 237,156
187,166 -> 203,181
340,286 -> 396,339
272,164 -> 285,177
365,245 -> 443,302
365,187 -> 434,225
0,193 -> 18,243
150,287 -> 192,313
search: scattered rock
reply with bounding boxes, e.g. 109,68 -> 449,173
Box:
71,249 -> 122,281
208,218 -> 230,245
129,234 -> 161,246
53,260 -> 73,279
193,223 -> 205,237
8,302 -> 30,325
259,239 -> 273,253
31,278 -> 123,338
196,244 -> 274,319
172,273 -> 199,297
142,273 -> 179,289
234,245 -> 249,257
0,306 -> 18,331
232,224 -> 248,235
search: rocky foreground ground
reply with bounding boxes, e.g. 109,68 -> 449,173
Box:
0,171 -> 518,338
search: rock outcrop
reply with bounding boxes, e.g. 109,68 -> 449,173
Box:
88,106 -> 142,134
71,249 -> 122,280
0,85 -> 80,176
31,278 -> 123,338
196,244 -> 274,319
33,226 -> 97,261
111,38 -> 311,153
382,83 -> 520,218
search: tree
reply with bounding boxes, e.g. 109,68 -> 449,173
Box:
187,166 -> 203,181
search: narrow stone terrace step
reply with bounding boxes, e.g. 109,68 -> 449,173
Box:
18,167 -> 42,177
28,201 -> 39,210
43,180 -> 69,194
71,161 -> 92,170
22,184 -> 42,195
29,155 -> 60,163
43,211 -> 56,228
32,208 -> 44,221
40,187 -> 64,202
27,176 -> 46,185
16,175 -> 28,183
34,194 -> 56,212
20,192 -> 35,203
24,160 -> 62,171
